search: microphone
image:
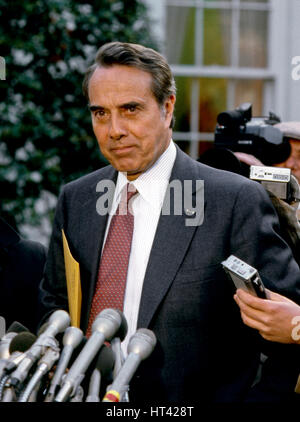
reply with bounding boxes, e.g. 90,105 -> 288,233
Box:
18,347 -> 60,402
9,310 -> 70,388
111,315 -> 128,379
36,322 -> 49,336
6,322 -> 29,335
0,333 -> 17,360
0,316 -> 5,340
37,310 -> 70,338
0,322 -> 29,360
44,326 -> 83,402
0,332 -> 37,376
86,344 -> 115,402
55,308 -> 123,402
9,332 -> 37,355
69,385 -> 84,402
102,328 -> 157,402
0,332 -> 37,401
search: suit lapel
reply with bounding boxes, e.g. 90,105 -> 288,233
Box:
77,166 -> 117,327
138,147 -> 204,328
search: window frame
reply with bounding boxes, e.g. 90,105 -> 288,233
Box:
164,0 -> 275,158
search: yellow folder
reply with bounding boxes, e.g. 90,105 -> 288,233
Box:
62,229 -> 82,327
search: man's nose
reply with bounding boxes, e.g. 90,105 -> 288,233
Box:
109,114 -> 127,140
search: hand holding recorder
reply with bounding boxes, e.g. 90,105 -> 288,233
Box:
223,254 -> 300,344
234,288 -> 300,344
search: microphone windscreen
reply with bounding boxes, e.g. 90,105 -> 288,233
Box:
6,321 -> 29,334
9,332 -> 37,354
113,311 -> 128,342
96,345 -> 115,380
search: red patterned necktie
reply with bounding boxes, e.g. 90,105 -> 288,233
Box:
86,183 -> 138,337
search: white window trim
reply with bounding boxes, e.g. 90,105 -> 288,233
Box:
145,0 -> 300,158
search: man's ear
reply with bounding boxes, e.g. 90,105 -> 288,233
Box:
163,94 -> 176,127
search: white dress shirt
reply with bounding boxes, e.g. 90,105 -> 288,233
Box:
102,140 -> 177,356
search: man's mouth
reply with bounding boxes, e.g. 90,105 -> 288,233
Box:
111,145 -> 135,155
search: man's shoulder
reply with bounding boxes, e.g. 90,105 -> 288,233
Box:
10,238 -> 47,268
62,165 -> 116,195
0,218 -> 46,266
175,146 -> 258,192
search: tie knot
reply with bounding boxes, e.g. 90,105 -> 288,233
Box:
126,183 -> 138,203
118,183 -> 138,214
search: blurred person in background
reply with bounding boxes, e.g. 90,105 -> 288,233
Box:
0,216 -> 46,333
233,151 -> 300,268
274,122 -> 300,185
199,147 -> 300,268
274,121 -> 300,221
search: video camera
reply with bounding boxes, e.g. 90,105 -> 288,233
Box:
198,103 -> 300,263
214,102 -> 291,166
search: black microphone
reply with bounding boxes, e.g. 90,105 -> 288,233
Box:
86,344 -> 115,402
55,308 -> 123,402
9,332 -> 37,355
102,328 -> 157,402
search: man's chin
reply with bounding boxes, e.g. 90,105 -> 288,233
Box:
122,170 -> 141,181
112,163 -> 141,180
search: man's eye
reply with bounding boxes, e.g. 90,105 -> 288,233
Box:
125,105 -> 137,113
95,110 -> 105,117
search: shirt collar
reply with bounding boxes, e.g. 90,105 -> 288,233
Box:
114,140 -> 177,210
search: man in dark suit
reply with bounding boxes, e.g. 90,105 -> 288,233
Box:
0,217 -> 46,333
38,42 -> 300,403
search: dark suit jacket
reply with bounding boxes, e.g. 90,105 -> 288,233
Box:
0,218 -> 47,333
38,146 -> 300,402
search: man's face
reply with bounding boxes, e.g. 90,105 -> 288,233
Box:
88,65 -> 175,180
275,139 -> 300,183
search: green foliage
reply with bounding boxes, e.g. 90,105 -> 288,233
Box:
0,0 -> 157,242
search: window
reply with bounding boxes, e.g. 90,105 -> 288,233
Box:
164,0 -> 272,159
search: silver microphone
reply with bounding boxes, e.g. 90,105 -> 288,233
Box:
86,344 -> 115,402
44,326 -> 83,402
102,328 -> 157,402
55,308 -> 122,402
0,321 -> 28,360
18,347 -> 60,402
0,332 -> 37,378
9,310 -> 70,388
0,333 -> 17,360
